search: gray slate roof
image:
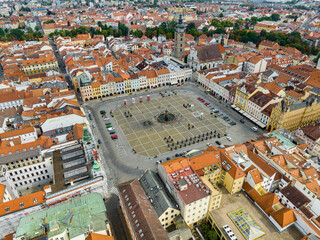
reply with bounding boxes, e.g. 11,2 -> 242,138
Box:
139,170 -> 179,218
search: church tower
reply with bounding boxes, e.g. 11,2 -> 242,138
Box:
174,15 -> 186,60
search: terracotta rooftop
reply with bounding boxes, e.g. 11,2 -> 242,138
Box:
0,191 -> 45,216
118,179 -> 168,240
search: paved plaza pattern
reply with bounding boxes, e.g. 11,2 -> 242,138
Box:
113,94 -> 227,157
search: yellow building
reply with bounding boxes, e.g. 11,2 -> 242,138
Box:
188,146 -> 246,196
234,83 -> 260,111
144,70 -> 158,88
91,81 -> 102,99
123,78 -> 132,93
268,97 -> 320,131
22,56 -> 58,76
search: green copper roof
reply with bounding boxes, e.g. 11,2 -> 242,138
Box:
93,160 -> 101,172
82,125 -> 92,143
15,193 -> 106,239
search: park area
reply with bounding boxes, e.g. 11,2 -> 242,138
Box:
113,94 -> 227,157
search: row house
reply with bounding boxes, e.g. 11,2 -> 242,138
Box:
22,57 -> 58,76
0,126 -> 38,144
294,124 -> 320,157
0,91 -> 25,110
115,77 -> 125,94
156,69 -> 171,87
246,91 -> 282,123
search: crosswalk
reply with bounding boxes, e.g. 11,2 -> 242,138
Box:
116,145 -> 127,157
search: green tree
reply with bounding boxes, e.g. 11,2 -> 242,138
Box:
249,5 -> 254,11
202,26 -> 208,33
271,13 -> 280,21
8,28 -> 25,41
26,27 -> 33,33
219,13 -> 224,18
311,45 -> 319,55
43,19 -> 55,24
35,26 -> 40,32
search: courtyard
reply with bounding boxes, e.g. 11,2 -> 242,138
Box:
113,94 -> 227,157
208,188 -> 303,240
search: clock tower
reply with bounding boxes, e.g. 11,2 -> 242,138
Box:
174,15 -> 186,60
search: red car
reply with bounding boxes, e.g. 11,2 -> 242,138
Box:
201,99 -> 205,102
197,97 -> 202,100
205,102 -> 211,106
111,134 -> 118,140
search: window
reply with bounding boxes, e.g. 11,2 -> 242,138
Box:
5,207 -> 10,212
33,198 -> 38,203
19,202 -> 24,208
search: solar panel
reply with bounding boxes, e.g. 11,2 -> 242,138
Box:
62,157 -> 86,169
63,166 -> 88,179
61,150 -> 83,161
60,144 -> 82,154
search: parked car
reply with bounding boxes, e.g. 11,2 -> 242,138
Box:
109,131 -> 116,134
201,99 -> 205,102
210,106 -> 215,110
106,124 -> 112,128
107,127 -> 115,131
251,127 -> 258,132
227,137 -> 233,141
111,134 -> 118,140
240,119 -> 245,123
229,121 -> 236,125
218,112 -> 223,116
205,102 -> 211,106
215,140 -> 221,145
207,143 -> 212,146
105,122 -> 112,125
88,114 -> 92,120
197,97 -> 202,100
100,110 -> 106,115
213,109 -> 219,113
98,139 -> 102,144
103,117 -> 109,121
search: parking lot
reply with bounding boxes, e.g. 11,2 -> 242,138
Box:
113,94 -> 227,157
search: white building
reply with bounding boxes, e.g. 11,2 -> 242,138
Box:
187,44 -> 225,71
158,158 -> 211,226
243,57 -> 267,74
0,91 -> 25,110
0,126 -> 38,144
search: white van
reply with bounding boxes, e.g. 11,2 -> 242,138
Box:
251,127 -> 258,132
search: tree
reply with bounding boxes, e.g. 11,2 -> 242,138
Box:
202,26 -> 208,33
249,5 -> 254,11
43,19 -> 55,24
271,13 -> 280,21
35,26 -> 40,32
214,27 -> 226,34
311,45 -> 319,56
26,27 -> 33,33
219,13 -> 224,18
8,29 -> 25,41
